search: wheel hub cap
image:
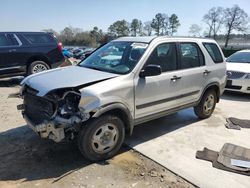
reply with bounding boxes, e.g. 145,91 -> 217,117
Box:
32,64 -> 48,73
91,123 -> 119,154
204,94 -> 215,115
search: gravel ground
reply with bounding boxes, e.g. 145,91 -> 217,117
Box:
0,77 -> 194,188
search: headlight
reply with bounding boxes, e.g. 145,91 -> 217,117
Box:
245,73 -> 250,79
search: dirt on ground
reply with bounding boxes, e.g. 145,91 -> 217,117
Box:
0,77 -> 194,188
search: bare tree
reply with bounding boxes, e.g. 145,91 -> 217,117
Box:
143,21 -> 152,36
224,5 -> 249,48
189,24 -> 202,37
203,7 -> 224,39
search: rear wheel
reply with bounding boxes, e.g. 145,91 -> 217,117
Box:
28,61 -> 50,75
194,90 -> 217,119
77,115 -> 125,161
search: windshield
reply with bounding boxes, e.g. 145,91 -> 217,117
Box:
79,41 -> 148,74
226,52 -> 250,63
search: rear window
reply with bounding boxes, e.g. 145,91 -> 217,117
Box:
203,43 -> 223,63
23,34 -> 54,44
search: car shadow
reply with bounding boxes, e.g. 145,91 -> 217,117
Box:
221,91 -> 250,102
0,77 -> 23,87
126,108 -> 200,147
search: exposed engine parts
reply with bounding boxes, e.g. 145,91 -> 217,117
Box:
19,88 -> 90,142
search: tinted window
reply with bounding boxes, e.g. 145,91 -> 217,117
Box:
226,52 -> 250,63
179,43 -> 204,69
146,43 -> 177,72
7,34 -> 19,45
0,34 -> 11,46
23,34 -> 54,44
203,43 -> 223,63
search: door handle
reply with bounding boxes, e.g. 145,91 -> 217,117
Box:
203,70 -> 211,75
8,49 -> 17,52
171,75 -> 182,81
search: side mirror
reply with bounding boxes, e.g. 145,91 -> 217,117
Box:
139,64 -> 162,78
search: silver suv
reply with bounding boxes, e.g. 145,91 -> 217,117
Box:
18,36 -> 226,161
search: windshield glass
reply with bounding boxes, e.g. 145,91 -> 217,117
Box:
79,41 -> 148,74
226,52 -> 250,63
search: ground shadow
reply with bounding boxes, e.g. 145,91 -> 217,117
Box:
221,91 -> 250,102
0,77 -> 23,87
126,108 -> 200,147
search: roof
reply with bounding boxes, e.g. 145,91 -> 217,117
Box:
114,36 -> 216,43
0,31 -> 48,34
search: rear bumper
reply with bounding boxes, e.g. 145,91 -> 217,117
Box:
225,79 -> 250,94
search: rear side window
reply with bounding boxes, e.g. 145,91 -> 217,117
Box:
0,34 -> 11,46
179,43 -> 204,69
23,34 -> 54,44
203,43 -> 223,63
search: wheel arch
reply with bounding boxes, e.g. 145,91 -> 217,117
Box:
26,55 -> 51,71
200,82 -> 221,103
92,103 -> 134,136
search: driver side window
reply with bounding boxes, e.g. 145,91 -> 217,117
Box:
145,43 -> 177,72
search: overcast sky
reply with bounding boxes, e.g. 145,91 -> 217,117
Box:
0,0 -> 249,35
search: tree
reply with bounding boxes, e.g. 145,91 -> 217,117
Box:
223,5 -> 249,48
130,19 -> 142,36
108,20 -> 129,37
151,13 -> 166,36
168,14 -> 180,36
90,26 -> 104,46
143,21 -> 153,36
203,7 -> 224,39
189,24 -> 202,37
42,29 -> 59,36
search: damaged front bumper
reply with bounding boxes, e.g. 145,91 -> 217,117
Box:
18,103 -> 90,143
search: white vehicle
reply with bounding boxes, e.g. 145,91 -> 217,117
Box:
226,50 -> 250,94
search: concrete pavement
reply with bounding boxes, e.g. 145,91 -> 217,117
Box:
126,92 -> 250,188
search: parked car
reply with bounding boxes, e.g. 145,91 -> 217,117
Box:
18,36 -> 226,161
0,32 -> 64,78
74,48 -> 95,60
226,50 -> 250,93
62,48 -> 73,58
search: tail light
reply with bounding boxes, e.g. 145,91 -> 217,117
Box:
58,42 -> 63,52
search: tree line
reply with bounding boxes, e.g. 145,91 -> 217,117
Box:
44,5 -> 249,49
44,13 -> 180,47
189,5 -> 249,48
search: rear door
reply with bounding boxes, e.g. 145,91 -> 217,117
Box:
175,42 -> 207,103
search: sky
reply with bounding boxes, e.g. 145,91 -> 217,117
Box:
0,0 -> 250,35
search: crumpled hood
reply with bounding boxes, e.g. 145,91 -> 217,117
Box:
227,62 -> 250,73
21,66 -> 118,96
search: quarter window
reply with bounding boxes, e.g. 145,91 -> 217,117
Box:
203,43 -> 223,63
179,43 -> 204,69
145,43 -> 177,72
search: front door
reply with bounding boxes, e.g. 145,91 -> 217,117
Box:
134,42 -> 184,119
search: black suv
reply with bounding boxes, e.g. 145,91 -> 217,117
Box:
0,32 -> 64,78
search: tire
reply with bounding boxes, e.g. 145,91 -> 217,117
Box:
194,90 -> 217,119
77,115 -> 125,161
28,61 -> 50,75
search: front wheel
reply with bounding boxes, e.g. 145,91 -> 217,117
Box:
194,90 -> 217,119
77,115 -> 125,161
